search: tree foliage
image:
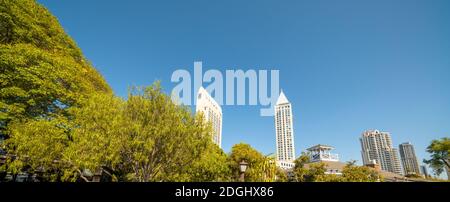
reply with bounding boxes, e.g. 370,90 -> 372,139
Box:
62,94 -> 125,181
0,0 -> 111,136
424,137 -> 450,176
3,82 -> 228,182
293,154 -> 381,182
275,167 -> 288,182
228,143 -> 276,182
340,161 -> 381,182
183,143 -> 231,182
292,153 -> 328,182
119,84 -> 212,182
4,117 -> 70,181
292,152 -> 314,182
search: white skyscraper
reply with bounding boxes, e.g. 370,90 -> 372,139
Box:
274,91 -> 296,168
196,87 -> 222,148
360,130 -> 403,175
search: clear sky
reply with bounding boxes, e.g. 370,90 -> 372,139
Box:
38,0 -> 450,177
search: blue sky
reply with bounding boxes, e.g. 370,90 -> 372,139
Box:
38,0 -> 450,177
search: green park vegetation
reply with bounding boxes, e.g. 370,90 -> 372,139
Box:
0,0 -> 448,182
291,154 -> 381,182
423,137 -> 449,179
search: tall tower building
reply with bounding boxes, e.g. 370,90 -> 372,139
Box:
420,165 -> 429,178
196,87 -> 222,148
274,91 -> 296,165
360,130 -> 403,175
399,142 -> 421,175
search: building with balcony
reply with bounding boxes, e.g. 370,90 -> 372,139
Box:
307,144 -> 339,162
360,130 -> 403,175
305,144 -> 345,175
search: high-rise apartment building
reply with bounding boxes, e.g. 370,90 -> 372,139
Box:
399,142 -> 421,175
275,91 -> 296,165
420,165 -> 429,178
196,87 -> 222,148
360,130 -> 403,175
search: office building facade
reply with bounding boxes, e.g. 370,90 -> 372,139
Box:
196,87 -> 223,148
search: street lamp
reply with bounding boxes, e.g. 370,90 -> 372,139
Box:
239,160 -> 249,182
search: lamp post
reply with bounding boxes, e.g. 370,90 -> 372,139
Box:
239,160 -> 249,182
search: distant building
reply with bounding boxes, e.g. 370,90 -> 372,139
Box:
398,142 -> 421,175
305,144 -> 345,175
360,130 -> 403,175
420,165 -> 429,178
196,87 -> 222,148
274,91 -> 296,168
364,160 -> 431,182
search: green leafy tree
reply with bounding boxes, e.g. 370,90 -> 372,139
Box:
3,82 -> 221,182
304,162 -> 327,182
228,143 -> 262,181
3,93 -> 125,182
293,156 -> 328,182
0,0 -> 110,136
65,84 -> 219,182
62,94 -> 126,182
262,155 -> 278,182
316,172 -> 345,182
228,143 -> 276,182
292,152 -> 311,182
341,161 -> 381,182
1,2 -> 110,178
251,155 -> 277,182
4,117 -> 70,181
275,167 -> 288,182
119,84 -> 212,182
182,143 -> 231,182
294,152 -> 310,169
293,156 -> 381,182
424,137 -> 450,176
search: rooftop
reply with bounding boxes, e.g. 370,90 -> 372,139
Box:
276,90 -> 290,105
306,144 -> 335,151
